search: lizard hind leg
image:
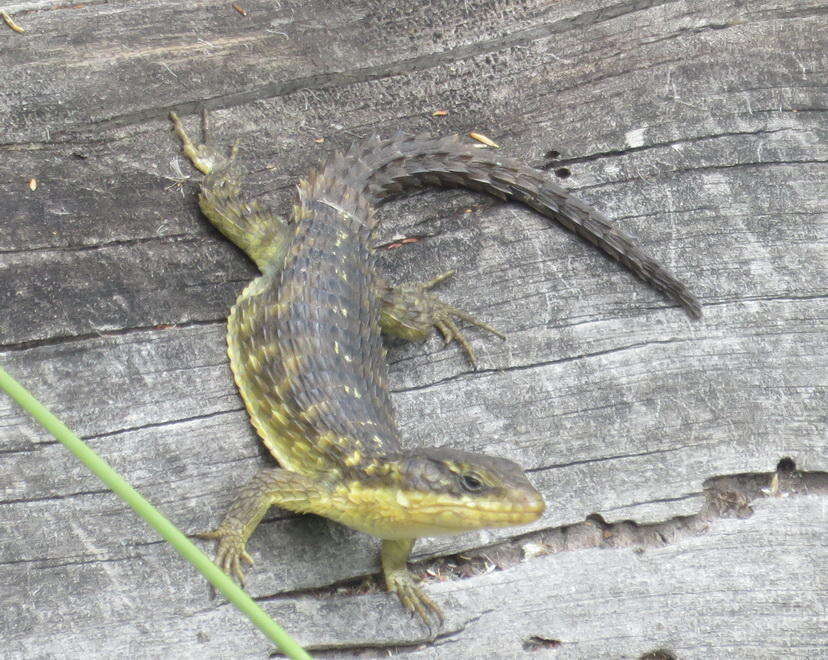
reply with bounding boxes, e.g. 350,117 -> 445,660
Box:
380,270 -> 505,369
169,111 -> 290,271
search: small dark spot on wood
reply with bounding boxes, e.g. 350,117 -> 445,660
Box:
585,513 -> 607,526
640,649 -> 677,660
555,167 -> 571,179
523,635 -> 562,651
538,149 -> 563,170
776,457 -> 796,473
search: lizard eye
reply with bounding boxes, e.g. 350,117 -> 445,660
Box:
459,473 -> 485,492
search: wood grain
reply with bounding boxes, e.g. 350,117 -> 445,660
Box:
1,0 -> 824,656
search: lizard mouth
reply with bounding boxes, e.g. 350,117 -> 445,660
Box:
333,483 -> 546,539
406,490 -> 546,532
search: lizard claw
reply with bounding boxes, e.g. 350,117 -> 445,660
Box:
414,269 -> 506,368
193,526 -> 254,586
388,569 -> 445,630
421,269 -> 457,290
170,111 -> 234,175
384,271 -> 509,367
431,301 -> 506,369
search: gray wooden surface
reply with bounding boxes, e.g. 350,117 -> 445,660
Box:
1,0 -> 825,657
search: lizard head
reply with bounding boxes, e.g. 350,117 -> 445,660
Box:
342,447 -> 545,538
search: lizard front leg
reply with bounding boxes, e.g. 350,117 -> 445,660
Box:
195,467 -> 331,585
200,471 -> 444,629
381,538 -> 444,628
379,271 -> 505,368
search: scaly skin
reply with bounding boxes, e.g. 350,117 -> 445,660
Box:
169,112 -> 699,627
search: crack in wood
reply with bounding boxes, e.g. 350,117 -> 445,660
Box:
0,232 -> 199,257
389,336 -> 707,395
53,0 -> 679,138
240,461 -> 825,615
0,318 -> 225,353
546,128 -> 794,169
575,159 -> 828,192
428,460 -> 826,580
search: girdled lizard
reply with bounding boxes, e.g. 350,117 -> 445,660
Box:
169,112 -> 700,627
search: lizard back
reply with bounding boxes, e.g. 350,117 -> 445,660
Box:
227,158 -> 401,480
225,134 -> 701,480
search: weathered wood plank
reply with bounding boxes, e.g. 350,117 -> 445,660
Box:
0,0 -> 824,656
2,494 -> 823,657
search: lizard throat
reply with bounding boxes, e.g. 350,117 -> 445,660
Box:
323,480 -> 546,540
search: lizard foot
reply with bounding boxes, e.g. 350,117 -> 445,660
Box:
170,110 -> 236,175
387,567 -> 445,629
193,526 -> 254,586
381,270 -> 506,369
419,270 -> 506,369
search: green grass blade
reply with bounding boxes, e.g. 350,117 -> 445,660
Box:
0,364 -> 312,660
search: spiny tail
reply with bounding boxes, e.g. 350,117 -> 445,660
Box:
315,134 -> 701,319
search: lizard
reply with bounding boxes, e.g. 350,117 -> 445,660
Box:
168,111 -> 701,627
